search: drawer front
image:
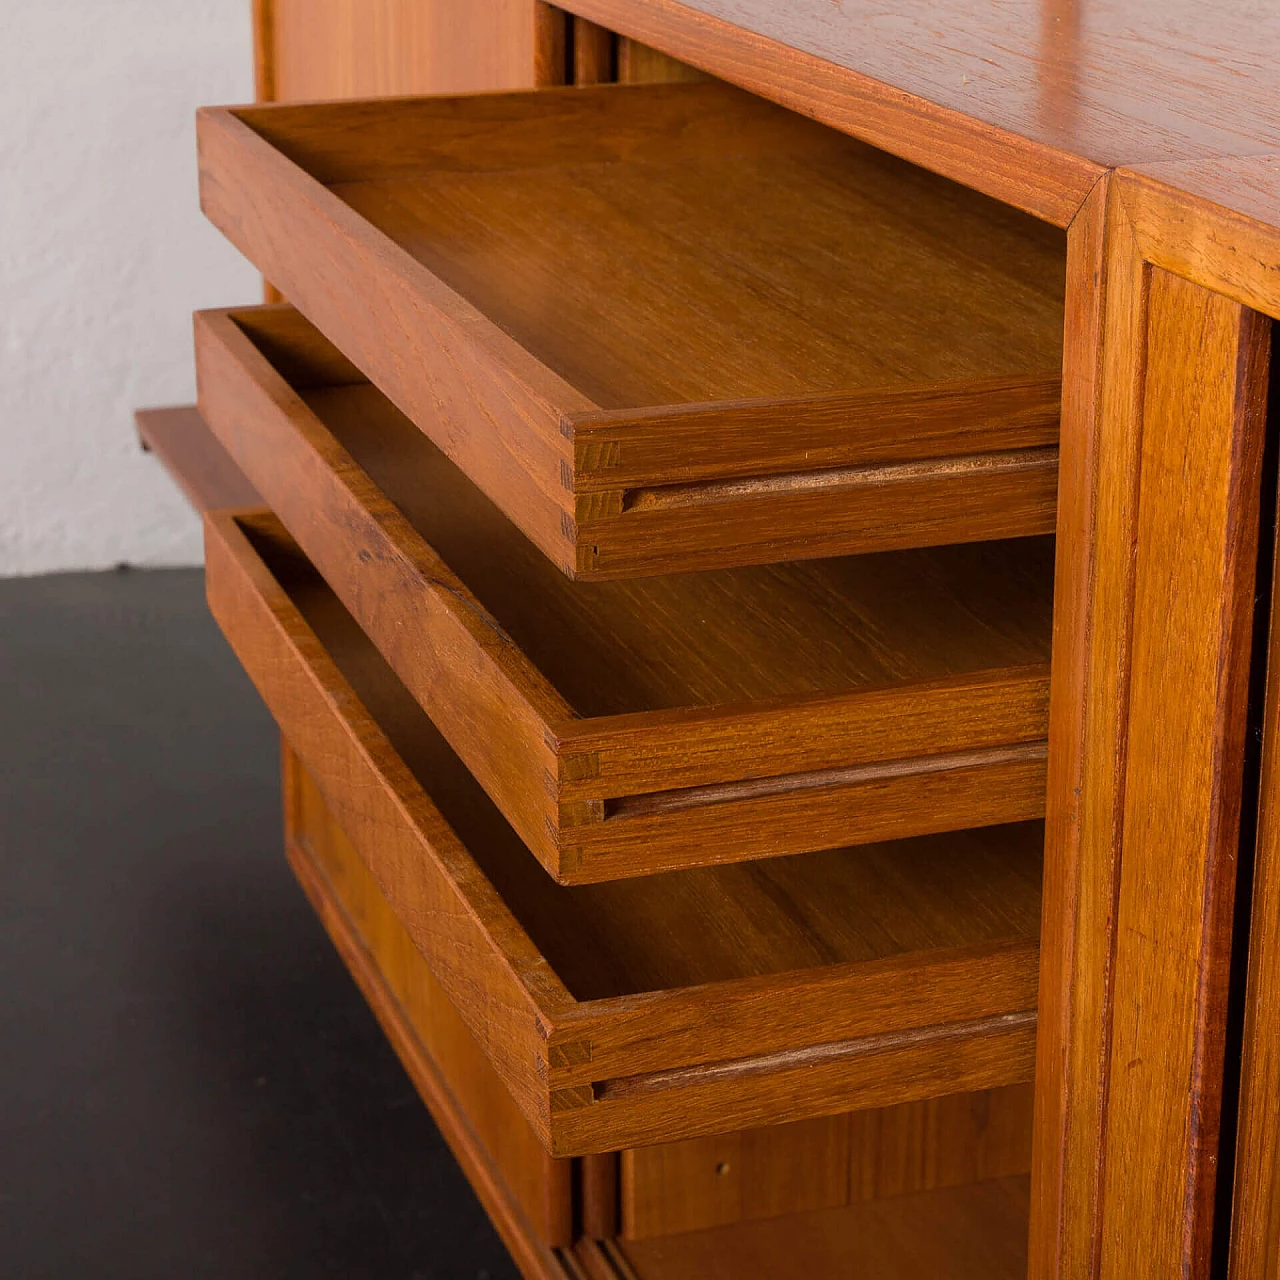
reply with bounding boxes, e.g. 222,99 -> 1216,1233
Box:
196,304 -> 1052,885
205,508 -> 1040,1156
197,81 -> 1064,578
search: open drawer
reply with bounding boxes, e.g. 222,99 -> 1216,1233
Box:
206,508 -> 1042,1156
196,81 -> 1065,579
196,306 -> 1053,885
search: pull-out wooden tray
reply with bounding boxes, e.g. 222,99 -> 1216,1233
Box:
196,306 -> 1053,885
205,508 -> 1042,1156
197,81 -> 1066,579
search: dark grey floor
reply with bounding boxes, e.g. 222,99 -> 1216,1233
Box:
0,567 -> 520,1280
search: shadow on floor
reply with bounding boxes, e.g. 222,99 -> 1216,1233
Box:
0,567 -> 519,1279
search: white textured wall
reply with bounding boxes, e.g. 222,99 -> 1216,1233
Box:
0,1 -> 260,576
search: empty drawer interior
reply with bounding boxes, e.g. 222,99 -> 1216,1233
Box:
198,306 -> 1055,882
207,510 -> 1044,1153
200,82 -> 1067,574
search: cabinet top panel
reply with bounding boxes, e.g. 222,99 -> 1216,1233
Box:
564,0 -> 1280,226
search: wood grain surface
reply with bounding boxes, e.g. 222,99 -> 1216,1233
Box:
1096,265 -> 1267,1280
1027,168 -> 1110,1280
621,1116 -> 851,1240
622,1083 -> 1032,1240
284,746 -> 575,1253
204,508 -> 1043,1155
616,35 -> 704,85
1031,173 -> 1272,1280
198,81 -> 1066,576
1116,160 -> 1280,328
1125,153 -> 1280,257
135,406 -> 261,514
196,304 -> 1053,882
559,0 -> 1280,226
256,0 -> 565,101
608,1177 -> 1030,1279
848,1084 -> 1034,1204
573,17 -> 616,85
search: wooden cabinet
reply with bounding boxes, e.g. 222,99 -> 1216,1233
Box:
136,1 -> 1280,1276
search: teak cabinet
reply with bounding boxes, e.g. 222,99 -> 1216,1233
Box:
138,2 -> 1280,1276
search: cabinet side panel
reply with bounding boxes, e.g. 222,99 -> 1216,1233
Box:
620,1115 -> 849,1239
1034,175 -> 1271,1279
285,742 -> 574,1248
263,0 -> 550,101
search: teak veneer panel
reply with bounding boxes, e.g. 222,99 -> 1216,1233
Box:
560,0 -> 1280,226
196,304 -> 1054,884
284,745 -> 573,1252
203,508 -> 1043,1156
615,35 -> 704,85
197,81 -> 1066,578
621,1116 -> 851,1240
607,1176 -> 1030,1280
257,0 -> 565,103
621,1082 -> 1032,1240
135,405 -> 262,514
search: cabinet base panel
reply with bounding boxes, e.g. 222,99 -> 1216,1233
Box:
565,1178 -> 1028,1279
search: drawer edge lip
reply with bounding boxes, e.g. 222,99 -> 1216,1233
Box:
571,486 -> 1061,578
546,1018 -> 1040,1157
565,374 -> 1064,490
548,936 -> 1041,1085
588,1008 -> 1038,1100
550,666 -> 1052,797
